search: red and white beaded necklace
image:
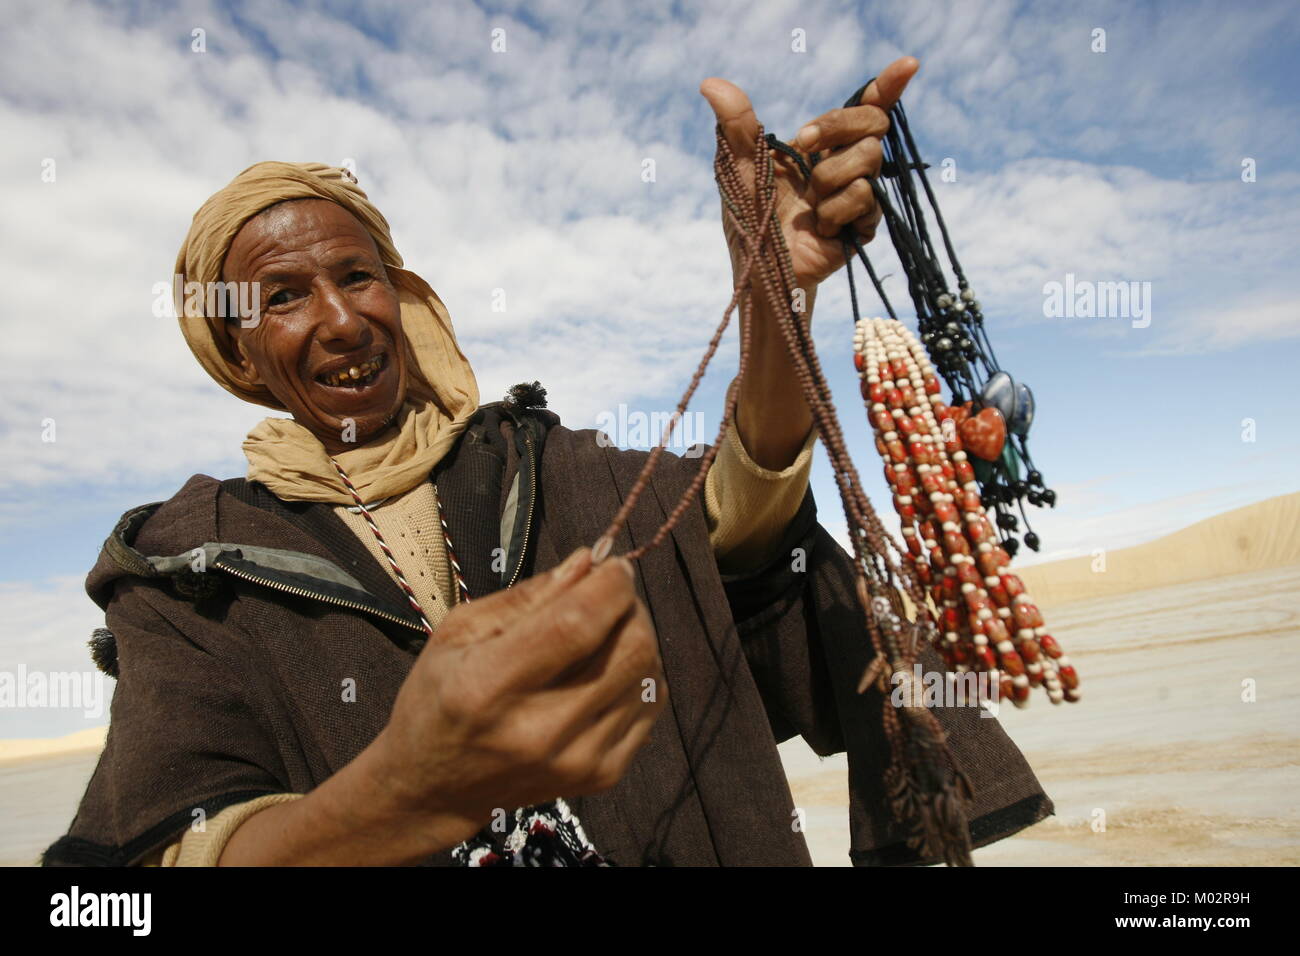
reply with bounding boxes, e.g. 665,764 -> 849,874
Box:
853,318 -> 1079,706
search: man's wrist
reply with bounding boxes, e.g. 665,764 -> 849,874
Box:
354,726 -> 487,860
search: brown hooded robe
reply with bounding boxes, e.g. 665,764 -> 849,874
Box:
44,400 -> 1052,867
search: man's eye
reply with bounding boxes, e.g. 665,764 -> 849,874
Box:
267,289 -> 295,307
345,270 -> 372,284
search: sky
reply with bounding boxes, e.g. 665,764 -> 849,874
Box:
1,0 -> 1297,737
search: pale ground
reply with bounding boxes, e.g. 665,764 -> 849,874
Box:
4,495 -> 1299,866
782,562 -> 1300,866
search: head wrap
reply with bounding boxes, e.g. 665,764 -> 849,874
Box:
174,161 -> 480,504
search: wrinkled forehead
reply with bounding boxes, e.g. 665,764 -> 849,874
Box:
222,197 -> 382,281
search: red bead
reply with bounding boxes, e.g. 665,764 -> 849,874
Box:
957,562 -> 982,586
1002,574 -> 1025,599
962,488 -> 982,512
871,409 -> 893,432
942,606 -> 962,632
1019,638 -> 1041,663
955,459 -> 975,484
983,618 -> 1009,644
868,382 -> 885,403
897,384 -> 916,409
887,439 -> 907,463
934,500 -> 958,523
890,359 -> 908,380
964,590 -> 990,614
1037,633 -> 1062,659
903,528 -> 922,556
893,494 -> 916,521
965,517 -> 992,544
883,464 -> 897,487
999,650 -> 1025,677
896,415 -> 917,436
895,470 -> 916,495
1012,601 -> 1043,629
924,376 -> 941,395
943,530 -> 971,556
853,352 -> 865,372
1000,675 -> 1016,701
986,578 -> 1010,607
1057,664 -> 1079,690
939,460 -> 956,481
975,646 -> 997,670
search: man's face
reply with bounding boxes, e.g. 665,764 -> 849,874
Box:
223,198 -> 408,452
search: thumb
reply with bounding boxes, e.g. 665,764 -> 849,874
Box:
699,77 -> 759,161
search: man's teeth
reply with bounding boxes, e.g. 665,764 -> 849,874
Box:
320,355 -> 384,387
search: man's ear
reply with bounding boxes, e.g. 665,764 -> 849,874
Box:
226,320 -> 263,387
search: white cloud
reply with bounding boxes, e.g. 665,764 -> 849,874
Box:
1,0 -> 1296,520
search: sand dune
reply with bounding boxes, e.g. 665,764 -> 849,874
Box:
1015,491 -> 1300,609
0,725 -> 106,765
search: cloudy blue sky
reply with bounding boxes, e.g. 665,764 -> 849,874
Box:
2,0 -> 1297,736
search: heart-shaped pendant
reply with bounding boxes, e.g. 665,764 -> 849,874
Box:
959,406 -> 1007,461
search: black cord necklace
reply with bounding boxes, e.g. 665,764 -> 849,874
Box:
767,81 -> 1058,556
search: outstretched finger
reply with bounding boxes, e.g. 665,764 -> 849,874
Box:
854,55 -> 920,111
699,76 -> 760,161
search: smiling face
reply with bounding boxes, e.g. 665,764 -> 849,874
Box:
222,199 -> 408,453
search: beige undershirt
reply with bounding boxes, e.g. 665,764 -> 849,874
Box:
143,420 -> 817,866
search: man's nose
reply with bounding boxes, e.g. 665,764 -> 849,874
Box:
314,280 -> 371,346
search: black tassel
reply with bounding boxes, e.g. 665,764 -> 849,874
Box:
504,380 -> 548,409
89,627 -> 118,679
170,567 -> 228,616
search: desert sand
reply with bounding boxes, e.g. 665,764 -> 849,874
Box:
4,493 -> 1298,866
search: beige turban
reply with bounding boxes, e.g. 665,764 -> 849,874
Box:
174,161 -> 480,505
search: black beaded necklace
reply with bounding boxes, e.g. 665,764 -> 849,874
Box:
766,82 -> 1058,556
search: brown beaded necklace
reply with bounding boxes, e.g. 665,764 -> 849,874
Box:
590,120 -> 976,866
